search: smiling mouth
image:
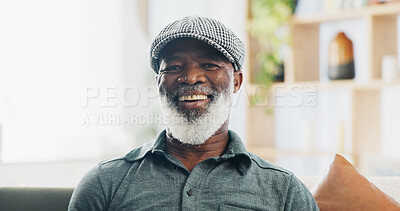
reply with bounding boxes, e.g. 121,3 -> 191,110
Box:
178,94 -> 208,102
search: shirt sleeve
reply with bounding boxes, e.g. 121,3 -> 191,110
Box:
68,165 -> 107,211
284,174 -> 320,211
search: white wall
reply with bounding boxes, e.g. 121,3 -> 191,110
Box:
0,0 -> 151,163
0,0 -> 249,187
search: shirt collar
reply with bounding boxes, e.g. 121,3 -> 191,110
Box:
124,129 -> 252,174
124,130 -> 167,162
221,130 -> 252,175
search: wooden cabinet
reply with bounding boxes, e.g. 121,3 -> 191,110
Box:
246,3 -> 400,173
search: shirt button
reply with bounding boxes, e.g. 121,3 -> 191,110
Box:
186,189 -> 192,196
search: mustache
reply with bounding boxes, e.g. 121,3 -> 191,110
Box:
167,84 -> 219,100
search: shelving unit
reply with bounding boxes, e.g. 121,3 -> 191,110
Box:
290,3 -> 399,83
246,3 -> 400,172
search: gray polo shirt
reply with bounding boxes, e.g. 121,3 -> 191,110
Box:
68,130 -> 319,211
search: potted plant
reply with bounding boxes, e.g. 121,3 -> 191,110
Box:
248,0 -> 297,105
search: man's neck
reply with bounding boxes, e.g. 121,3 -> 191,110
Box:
165,124 -> 229,172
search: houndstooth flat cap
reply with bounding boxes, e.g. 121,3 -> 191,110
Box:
150,16 -> 245,73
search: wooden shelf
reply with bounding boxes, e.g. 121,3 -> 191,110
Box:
291,2 -> 400,25
248,79 -> 400,93
291,10 -> 366,25
327,79 -> 400,90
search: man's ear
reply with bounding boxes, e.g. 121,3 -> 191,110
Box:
233,70 -> 243,93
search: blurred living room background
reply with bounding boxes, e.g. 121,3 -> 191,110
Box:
0,0 -> 400,187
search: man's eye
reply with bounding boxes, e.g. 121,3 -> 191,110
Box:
202,63 -> 220,70
162,66 -> 181,72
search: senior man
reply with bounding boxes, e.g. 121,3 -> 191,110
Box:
68,16 -> 319,210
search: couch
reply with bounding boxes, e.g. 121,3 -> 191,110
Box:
0,177 -> 399,211
0,187 -> 73,211
1,155 -> 399,210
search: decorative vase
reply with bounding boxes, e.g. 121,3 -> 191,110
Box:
328,32 -> 355,80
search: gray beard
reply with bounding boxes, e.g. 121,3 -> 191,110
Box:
159,82 -> 233,145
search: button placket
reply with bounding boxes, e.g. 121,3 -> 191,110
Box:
181,164 -> 207,210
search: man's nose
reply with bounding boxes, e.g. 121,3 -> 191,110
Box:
177,64 -> 206,85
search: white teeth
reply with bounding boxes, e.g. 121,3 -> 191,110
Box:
178,95 -> 208,102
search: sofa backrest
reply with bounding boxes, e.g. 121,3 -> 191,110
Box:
0,187 -> 74,211
1,178 -> 399,210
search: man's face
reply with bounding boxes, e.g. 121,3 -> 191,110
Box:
157,38 -> 242,117
156,38 -> 243,144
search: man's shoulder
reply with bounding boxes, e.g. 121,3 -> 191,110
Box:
246,153 -> 319,210
101,140 -> 154,164
247,152 -> 292,176
246,152 -> 312,197
93,156 -> 130,178
95,140 -> 155,174
123,140 -> 155,162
